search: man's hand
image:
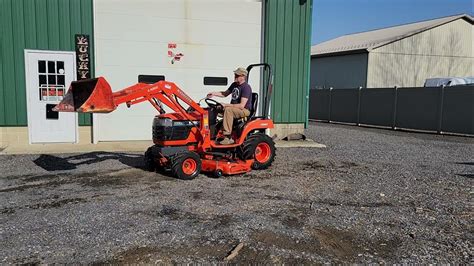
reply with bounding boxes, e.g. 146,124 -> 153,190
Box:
207,91 -> 230,98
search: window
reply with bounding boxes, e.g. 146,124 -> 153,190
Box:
46,104 -> 59,120
204,77 -> 228,86
38,60 -> 66,101
138,75 -> 165,84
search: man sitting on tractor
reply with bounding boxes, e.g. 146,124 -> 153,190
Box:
207,67 -> 253,145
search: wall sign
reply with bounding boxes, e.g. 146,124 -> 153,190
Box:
75,34 -> 90,80
168,42 -> 184,64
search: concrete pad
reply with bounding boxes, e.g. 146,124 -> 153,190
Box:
0,141 -> 151,155
274,139 -> 326,148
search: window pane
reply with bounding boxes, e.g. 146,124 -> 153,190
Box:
138,75 -> 165,84
57,75 -> 65,85
57,61 -> 64,74
204,77 -> 228,86
48,75 -> 56,85
47,61 -> 55,73
46,104 -> 59,119
39,75 -> 47,86
38,61 -> 46,73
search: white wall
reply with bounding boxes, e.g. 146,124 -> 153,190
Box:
93,0 -> 262,141
367,19 -> 474,87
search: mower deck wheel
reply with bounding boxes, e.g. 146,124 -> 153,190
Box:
171,151 -> 202,180
214,169 -> 223,178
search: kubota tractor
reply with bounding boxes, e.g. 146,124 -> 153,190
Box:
54,63 -> 276,180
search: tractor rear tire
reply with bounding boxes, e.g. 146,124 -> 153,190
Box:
241,133 -> 276,170
171,151 -> 202,180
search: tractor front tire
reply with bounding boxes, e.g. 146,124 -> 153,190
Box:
241,133 -> 276,170
144,147 -> 156,172
171,151 -> 202,180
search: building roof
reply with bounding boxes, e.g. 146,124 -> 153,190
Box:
311,14 -> 473,57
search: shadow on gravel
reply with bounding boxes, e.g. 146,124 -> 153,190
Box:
455,161 -> 474,166
33,152 -> 144,171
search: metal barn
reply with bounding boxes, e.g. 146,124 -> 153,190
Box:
310,14 -> 473,89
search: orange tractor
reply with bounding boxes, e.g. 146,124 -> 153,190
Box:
55,64 -> 276,179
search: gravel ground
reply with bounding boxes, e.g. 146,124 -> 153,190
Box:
0,122 -> 472,264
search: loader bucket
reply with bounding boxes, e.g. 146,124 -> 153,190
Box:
53,77 -> 116,113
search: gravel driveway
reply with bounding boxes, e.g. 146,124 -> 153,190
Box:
1,122 -> 472,263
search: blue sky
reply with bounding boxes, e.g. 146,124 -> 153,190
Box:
312,0 -> 474,44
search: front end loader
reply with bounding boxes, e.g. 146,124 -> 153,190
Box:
54,64 -> 276,180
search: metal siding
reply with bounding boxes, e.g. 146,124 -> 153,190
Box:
3,0 -> 17,125
295,3 -> 304,122
24,0 -> 37,48
264,0 -> 311,124
58,0 -> 71,49
272,0 -> 285,122
0,0 -> 93,126
47,0 -> 60,50
0,55 -> 2,125
79,0 -> 94,125
70,0 -> 84,125
290,2 -> 300,122
368,19 -> 474,87
280,1 -> 296,121
0,1 -> 4,125
12,1 -> 27,125
310,53 -> 368,89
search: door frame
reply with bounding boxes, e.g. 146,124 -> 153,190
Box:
24,49 -> 79,144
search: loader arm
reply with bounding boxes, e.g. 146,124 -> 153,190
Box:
54,77 -> 206,122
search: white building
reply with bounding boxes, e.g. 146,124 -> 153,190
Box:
310,14 -> 474,89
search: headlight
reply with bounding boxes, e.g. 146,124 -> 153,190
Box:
154,117 -> 173,127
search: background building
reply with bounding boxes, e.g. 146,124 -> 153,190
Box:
0,0 -> 312,148
310,14 -> 473,89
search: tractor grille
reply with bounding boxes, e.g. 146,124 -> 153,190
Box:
152,118 -> 198,141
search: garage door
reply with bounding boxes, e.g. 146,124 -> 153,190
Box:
93,0 -> 262,141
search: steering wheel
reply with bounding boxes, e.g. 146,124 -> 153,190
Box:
205,98 -> 224,111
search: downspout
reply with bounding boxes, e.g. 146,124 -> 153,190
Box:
304,0 -> 313,128
260,0 -> 266,113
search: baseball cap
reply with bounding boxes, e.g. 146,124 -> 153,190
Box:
233,67 -> 248,76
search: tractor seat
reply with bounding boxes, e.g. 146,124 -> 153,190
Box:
235,92 -> 258,123
213,93 -> 258,140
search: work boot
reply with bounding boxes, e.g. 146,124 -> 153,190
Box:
219,137 -> 234,145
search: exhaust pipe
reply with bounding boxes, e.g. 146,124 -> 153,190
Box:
53,77 -> 117,113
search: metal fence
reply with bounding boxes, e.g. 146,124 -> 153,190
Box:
309,86 -> 474,136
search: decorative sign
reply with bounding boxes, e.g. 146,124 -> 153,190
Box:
168,42 -> 184,64
75,34 -> 90,80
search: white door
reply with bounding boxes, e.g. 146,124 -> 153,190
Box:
25,50 -> 78,143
